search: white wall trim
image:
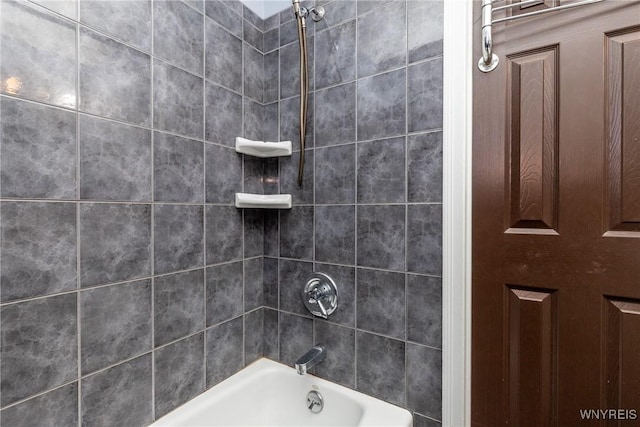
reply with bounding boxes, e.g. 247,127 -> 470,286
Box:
442,0 -> 473,426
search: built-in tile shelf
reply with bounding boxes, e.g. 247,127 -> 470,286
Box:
235,193 -> 292,209
235,137 -> 292,158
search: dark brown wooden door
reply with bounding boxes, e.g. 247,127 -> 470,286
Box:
472,1 -> 640,426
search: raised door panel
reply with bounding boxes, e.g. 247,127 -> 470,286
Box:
507,287 -> 557,426
505,47 -> 559,233
603,298 -> 640,417
605,29 -> 640,233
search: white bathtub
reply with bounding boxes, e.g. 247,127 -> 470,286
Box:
150,358 -> 412,427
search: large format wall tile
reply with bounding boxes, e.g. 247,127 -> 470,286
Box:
154,0 -> 204,76
206,317 -> 243,387
243,20 -> 263,52
224,0 -> 244,16
357,69 -> 406,141
154,269 -> 205,346
407,204 -> 442,275
263,256 -> 278,308
357,1 -> 406,78
356,331 -> 405,407
243,5 -> 263,31
279,17 -> 297,47
244,209 -> 264,257
205,20 -> 242,93
315,205 -> 355,265
154,333 -> 205,418
408,131 -> 443,203
280,149 -> 314,205
314,321 -> 355,388
1,97 -> 76,199
407,274 -> 442,348
31,0 -> 76,19
357,205 -> 405,271
80,0 -> 152,52
279,259 -> 313,316
314,144 -> 356,204
0,294 -> 77,406
205,143 -> 242,203
408,58 -> 443,132
80,279 -> 152,374
280,94 -> 314,150
357,268 -> 406,339
264,50 -> 279,103
154,204 -> 204,275
263,308 -> 279,359
0,1 -> 76,108
315,83 -> 356,147
244,44 -> 264,102
278,312 -> 312,366
205,206 -> 243,264
206,261 -> 243,326
153,60 -> 204,139
153,132 -> 204,203
205,83 -> 242,147
407,344 -> 442,420
80,203 -> 152,287
0,383 -> 78,427
1,202 -> 76,302
280,207 -> 314,260
244,309 -> 264,363
408,0 -> 443,63
79,28 -> 151,126
80,115 -> 152,202
244,99 -> 265,142
205,0 -> 242,38
243,157 -> 264,195
244,257 -> 264,311
81,354 -> 152,427
184,0 -> 204,13
357,136 -> 406,203
264,25 -> 279,51
316,20 -> 356,88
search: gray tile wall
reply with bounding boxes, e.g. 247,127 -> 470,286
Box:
261,1 -> 443,425
0,0 -> 270,425
0,0 -> 443,426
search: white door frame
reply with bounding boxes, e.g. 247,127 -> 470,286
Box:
442,0 -> 473,425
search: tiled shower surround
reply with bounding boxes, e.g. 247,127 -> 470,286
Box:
0,0 -> 443,426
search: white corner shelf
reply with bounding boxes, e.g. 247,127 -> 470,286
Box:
235,137 -> 292,158
235,193 -> 292,209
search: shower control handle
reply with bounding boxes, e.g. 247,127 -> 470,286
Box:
302,273 -> 338,319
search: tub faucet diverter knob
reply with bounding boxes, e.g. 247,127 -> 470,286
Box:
302,273 -> 338,319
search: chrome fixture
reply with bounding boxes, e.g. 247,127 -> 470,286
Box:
478,0 -> 604,72
291,0 -> 325,186
295,344 -> 326,375
306,390 -> 324,413
302,272 -> 338,319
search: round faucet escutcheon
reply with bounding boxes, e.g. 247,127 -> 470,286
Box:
302,273 -> 338,319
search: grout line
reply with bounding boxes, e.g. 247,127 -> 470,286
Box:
75,11 -> 82,425
0,259 -> 264,308
149,1 -> 156,418
202,4 -> 209,394
404,0 -> 409,407
353,2 -> 359,390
